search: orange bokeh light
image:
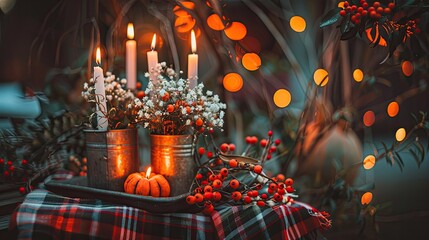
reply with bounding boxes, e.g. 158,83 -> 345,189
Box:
361,192 -> 373,205
401,61 -> 413,77
387,101 -> 399,117
363,111 -> 375,127
363,155 -> 376,170
207,14 -> 225,30
353,69 -> 364,82
175,15 -> 196,33
313,68 -> 329,86
395,128 -> 406,142
223,73 -> 243,92
242,53 -> 261,71
290,16 -> 306,32
273,89 -> 292,108
224,22 -> 247,41
173,1 -> 195,17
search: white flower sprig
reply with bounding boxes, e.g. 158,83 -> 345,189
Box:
135,63 -> 226,135
81,72 -> 139,129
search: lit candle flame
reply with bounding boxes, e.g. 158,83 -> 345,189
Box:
151,34 -> 157,51
127,23 -> 134,40
191,30 -> 196,54
96,47 -> 101,65
146,167 -> 152,178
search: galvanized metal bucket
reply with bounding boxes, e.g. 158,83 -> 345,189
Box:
84,128 -> 139,191
151,134 -> 196,196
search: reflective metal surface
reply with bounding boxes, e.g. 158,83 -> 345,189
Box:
85,128 -> 139,191
151,134 -> 196,196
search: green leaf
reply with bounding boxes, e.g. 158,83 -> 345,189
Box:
320,8 -> 341,28
341,27 -> 359,40
394,152 -> 405,171
415,141 -> 425,163
340,15 -> 351,34
423,121 -> 429,130
409,149 -> 422,168
381,142 -> 389,153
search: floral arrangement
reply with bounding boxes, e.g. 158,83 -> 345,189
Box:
81,72 -> 138,129
135,62 -> 227,135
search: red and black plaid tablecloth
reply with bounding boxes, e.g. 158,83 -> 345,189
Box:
10,177 -> 329,239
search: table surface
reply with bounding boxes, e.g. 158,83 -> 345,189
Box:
10,174 -> 330,240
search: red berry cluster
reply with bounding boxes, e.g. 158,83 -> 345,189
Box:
187,157 -> 295,215
405,19 -> 421,35
0,158 -> 34,194
339,1 -> 395,24
69,155 -> 88,176
0,158 -> 14,178
244,130 -> 281,161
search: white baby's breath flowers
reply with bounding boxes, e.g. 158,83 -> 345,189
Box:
136,62 -> 227,135
81,73 -> 138,129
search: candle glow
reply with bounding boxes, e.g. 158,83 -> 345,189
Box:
94,47 -> 108,131
146,167 -> 152,179
188,30 -> 198,88
96,47 -> 101,65
147,34 -> 159,86
151,34 -> 157,50
126,23 -> 137,89
191,30 -> 196,53
127,23 -> 135,39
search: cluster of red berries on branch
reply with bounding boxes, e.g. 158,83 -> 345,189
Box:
0,158 -> 34,194
340,1 -> 395,24
197,130 -> 281,165
189,131 -> 295,215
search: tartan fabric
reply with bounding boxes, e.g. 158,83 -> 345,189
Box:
11,189 -> 215,240
10,172 -> 329,240
211,202 -> 328,240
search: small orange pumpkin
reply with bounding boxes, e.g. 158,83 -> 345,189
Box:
124,171 -> 171,197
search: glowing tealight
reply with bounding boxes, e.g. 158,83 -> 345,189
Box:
223,73 -> 243,92
313,68 -> 329,86
353,69 -> 364,82
290,16 -> 306,32
363,155 -> 376,170
273,89 -> 292,108
387,101 -> 399,117
395,128 -> 406,142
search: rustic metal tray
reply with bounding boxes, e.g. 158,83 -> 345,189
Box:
45,176 -> 201,214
